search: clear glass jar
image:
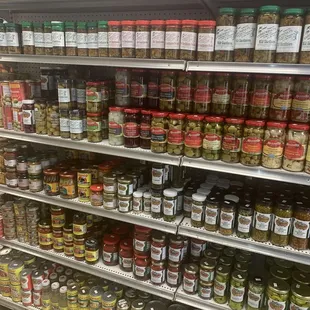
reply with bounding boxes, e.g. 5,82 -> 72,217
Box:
34,99 -> 47,135
22,99 -> 35,133
44,21 -> 53,55
219,199 -> 236,236
300,10 -> 310,64
76,22 -> 87,56
150,20 -> 165,59
205,194 -> 221,231
165,20 -> 181,59
214,8 -> 237,61
159,71 -> 176,111
254,5 -> 280,63
123,108 -> 140,148
184,130 -> 203,158
180,20 -> 198,60
246,277 -> 265,310
22,21 -> 35,55
276,8 -> 304,64
183,263 -> 199,294
135,20 -> 150,59
47,100 -> 60,137
148,70 -> 160,109
34,22 -> 45,55
266,279 -> 290,310
52,22 -> 65,56
151,112 -> 168,153
176,72 -> 193,113
98,21 -> 108,57
140,110 -> 152,149
193,72 -> 212,114
65,21 -> 77,56
0,23 -> 8,54
236,201 -> 253,239
115,68 -> 130,107
214,265 -> 230,304
191,193 -> 206,228
290,283 -> 310,310
130,69 -> 147,108
6,23 -> 22,54
108,21 -> 121,57
60,110 -> 70,139
87,22 -> 98,57
185,114 -> 204,133
69,109 -> 83,141
212,73 -> 231,116
167,113 -> 185,156
108,107 -> 124,146
283,123 -> 309,172
163,188 -> 177,222
228,271 -> 247,310
121,20 -> 135,58
87,113 -> 102,143
197,20 -> 215,61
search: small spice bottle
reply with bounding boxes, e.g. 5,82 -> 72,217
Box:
77,22 -> 87,56
87,22 -> 98,57
22,21 -> 35,55
43,21 -> 53,55
121,20 -> 136,58
98,21 -> 108,57
180,20 -> 198,60
65,21 -> 77,56
52,22 -> 65,56
135,20 -> 150,58
108,21 -> 121,57
33,22 -> 45,55
197,20 -> 216,61
165,20 -> 181,59
150,20 -> 165,59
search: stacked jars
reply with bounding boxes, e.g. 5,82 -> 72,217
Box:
77,168 -> 92,203
27,155 -> 43,193
51,206 -> 65,253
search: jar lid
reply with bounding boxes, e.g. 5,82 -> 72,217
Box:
108,21 -> 121,26
121,20 -> 136,25
200,257 -> 217,268
135,225 -> 152,234
182,19 -> 198,26
109,107 -> 124,112
22,99 -> 35,104
219,7 -> 237,15
43,21 -> 52,26
103,234 -> 120,245
85,238 -> 98,248
232,270 -> 247,281
293,271 -> 310,285
136,20 -> 150,25
187,114 -> 204,121
152,231 -> 166,242
21,21 -> 33,27
274,258 -> 294,269
124,108 -> 140,114
292,283 -> 310,300
240,8 -> 257,15
166,20 -> 181,25
33,22 -> 43,27
289,123 -> 310,131
205,116 -> 224,123
245,119 -> 265,127
259,5 -> 280,13
226,118 -> 244,125
90,184 -> 103,192
267,121 -> 287,129
169,113 -> 186,120
169,235 -> 183,243
192,193 -> 207,202
65,21 -> 75,27
216,264 -> 230,275
133,191 -> 143,198
150,20 -> 165,25
120,238 -> 133,251
98,20 -> 108,26
164,188 -> 178,198
141,109 -> 152,115
76,21 -> 87,28
143,191 -> 151,199
283,8 -> 304,15
198,20 -> 216,26
87,22 -> 97,27
43,168 -> 60,175
185,263 -> 199,274
152,111 -> 168,118
206,194 -> 221,205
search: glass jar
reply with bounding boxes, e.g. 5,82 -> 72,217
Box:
90,184 -> 103,206
150,260 -> 166,285
18,173 -> 28,190
151,232 -> 166,261
47,101 -> 60,137
219,199 -> 236,236
69,109 -> 83,140
119,239 -> 133,272
22,99 -> 35,133
151,189 -> 162,217
130,69 -> 147,108
236,201 -> 253,239
276,9 -> 304,64
17,154 -> 27,173
183,264 -> 198,294
164,20 -> 181,59
148,70 -> 160,109
240,120 -> 265,166
140,110 -> 152,149
6,23 -> 22,54
292,271 -> 310,285
191,193 -> 206,228
151,111 -> 168,153
103,193 -> 117,210
59,171 -> 77,199
6,169 -> 18,188
300,10 -> 310,64
27,156 -> 42,176
135,20 -> 150,58
290,283 -> 310,310
34,98 -> 47,135
74,237 -> 85,261
180,20 -> 198,60
58,79 -> 73,110
40,67 -> 54,98
144,191 -> 152,214
159,71 -> 176,111
43,168 -> 60,196
228,271 -> 247,310
87,22 -> 98,57
108,21 -> 121,57
246,277 -> 265,310
290,202 -> 310,250
163,188 -> 177,222
197,20 -> 215,61
133,254 -> 150,281
38,220 -> 53,250
98,21 -> 108,57
108,107 -> 124,146
150,20 -> 165,59
59,110 -> 70,139
229,74 -> 251,118
34,22 -> 45,55
87,113 -> 102,143
212,73 -> 231,116
77,22 -> 87,56
252,196 -> 273,242
73,213 -> 87,237
214,265 -> 230,304
52,22 -> 65,56
266,279 -> 290,310
283,123 -> 309,172
43,22 -> 53,55
167,113 -> 185,156
22,21 -> 34,55
184,130 -> 203,158
0,23 -> 8,54
86,81 -> 101,110
204,194 -> 221,231
214,8 -> 237,61
103,173 -> 117,194
4,145 -> 17,168
118,175 -> 133,196
121,20 -> 135,58
176,72 -> 193,113
168,235 -> 183,264
234,9 -> 257,62
134,225 -> 152,256
65,21 -> 77,56
115,68 -> 130,107
193,72 -> 212,114
221,118 -> 244,163
85,238 -> 99,265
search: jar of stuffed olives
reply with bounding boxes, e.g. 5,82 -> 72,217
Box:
164,20 -> 181,59
108,107 -> 124,146
167,113 -> 185,156
266,278 -> 290,310
135,20 -> 150,59
176,72 -> 193,113
163,188 -> 177,222
214,265 -> 230,304
228,271 -> 247,310
252,196 -> 273,242
184,130 -> 202,158
205,194 -> 221,231
249,75 -> 273,120
276,9 -> 304,64
193,72 -> 212,114
254,6 -> 280,63
151,112 -> 168,153
300,10 -> 310,64
230,74 -> 251,118
34,99 -> 47,134
180,20 -> 198,61
47,100 -> 60,137
150,20 -> 165,59
203,116 -> 223,161
191,193 -> 206,228
246,277 -> 265,310
219,199 -> 236,236
212,73 -> 231,116
159,71 -> 176,112
87,113 -> 102,143
236,201 -> 253,239
148,70 -> 160,109
98,21 -> 108,57
283,123 -> 309,172
108,21 -> 121,57
60,110 -> 70,139
185,114 -> 204,133
240,120 -> 265,167
214,8 -> 237,62
197,20 -> 215,61
221,118 -> 244,163
121,20 -> 135,58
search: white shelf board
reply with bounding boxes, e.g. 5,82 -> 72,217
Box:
0,239 -> 176,300
0,185 -> 181,234
179,218 -> 310,265
0,295 -> 37,310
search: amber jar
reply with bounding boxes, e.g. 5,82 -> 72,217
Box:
43,168 -> 60,196
73,213 -> 87,237
38,220 -> 53,250
59,171 -> 77,199
124,108 -> 140,148
53,230 -> 64,253
85,238 -> 99,265
74,237 -> 85,261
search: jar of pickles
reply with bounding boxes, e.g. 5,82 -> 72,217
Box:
184,130 -> 202,158
151,112 -> 168,153
108,21 -> 121,57
135,20 -> 150,59
163,189 -> 177,222
219,199 -> 236,236
247,277 -> 265,310
212,73 -> 231,116
197,20 -> 215,61
214,265 -> 230,304
34,99 -> 47,135
205,194 -> 221,231
159,71 -> 176,112
191,193 -> 206,228
266,278 -> 290,310
167,113 -> 185,156
236,201 -> 253,239
228,271 -> 247,310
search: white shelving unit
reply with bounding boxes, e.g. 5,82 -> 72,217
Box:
0,295 -> 37,310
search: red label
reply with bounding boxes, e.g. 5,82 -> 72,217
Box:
131,81 -> 147,98
295,92 -> 310,101
242,137 -> 263,154
148,82 -> 159,98
284,140 -> 305,160
168,129 -> 184,144
160,84 -> 175,100
123,122 -> 139,138
194,86 -> 212,103
115,81 -> 129,96
251,89 -> 270,107
214,87 -> 228,95
231,90 -> 249,105
9,82 -> 26,103
109,121 -> 123,136
177,85 -> 192,101
151,128 -> 167,142
185,131 -> 202,148
140,123 -> 151,139
222,135 -> 241,151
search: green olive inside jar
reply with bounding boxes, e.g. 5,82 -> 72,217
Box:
6,23 -> 22,54
167,113 -> 185,156
205,194 -> 221,231
212,73 -> 231,116
290,283 -> 310,310
135,20 -> 150,59
151,111 -> 168,153
197,20 -> 216,61
180,20 -> 198,61
87,113 -> 102,143
229,271 -> 247,310
176,72 -> 193,113
159,71 -> 176,112
214,265 -> 230,304
193,72 -> 212,114
247,277 -> 265,310
165,20 -> 181,59
236,201 -> 253,239
300,10 -> 310,64
266,278 -> 290,310
219,199 -> 236,236
150,20 -> 165,59
191,193 -> 206,228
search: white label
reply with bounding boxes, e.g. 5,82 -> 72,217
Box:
197,33 -> 215,52
44,33 -> 53,48
133,198 -> 142,211
118,183 -> 133,196
273,216 -> 292,236
183,277 -> 197,293
151,244 -> 166,261
17,161 -> 27,172
292,219 -> 310,239
88,33 -> 98,49
167,270 -> 180,285
200,269 -> 214,282
247,291 -> 263,309
22,30 -> 34,46
52,31 -> 65,47
235,23 -> 256,49
34,32 -> 44,47
58,88 -> 70,103
104,184 -> 116,193
290,302 -> 308,310
191,203 -> 204,222
98,31 -> 108,48
277,26 -> 302,53
151,269 -> 165,284
6,178 -> 18,187
134,239 -> 150,252
230,285 -> 245,303
60,117 -> 70,132
120,257 -> 133,268
180,31 -> 197,51
103,251 -> 118,263
220,211 -> 235,229
134,265 -> 148,277
65,31 -> 77,47
6,32 -> 19,47
136,31 -> 150,49
119,200 -> 132,212
0,32 -> 7,46
183,196 -> 192,212
254,211 -> 271,231
151,196 -> 161,213
77,33 -> 87,48
23,109 -> 34,125
237,215 -> 252,233
151,31 -> 165,49
70,119 -> 83,134
301,24 -> 310,51
77,89 -> 86,103
215,26 -> 236,51
200,286 -> 212,299
28,164 -> 41,174
5,159 -> 17,167
163,198 -> 176,216
152,168 -> 164,185
29,179 -> 42,190
108,32 -> 121,48
165,31 -> 180,50
214,280 -> 226,296
104,199 -> 116,209
255,24 -> 279,51
168,246 -> 182,262
190,241 -> 206,257
267,298 -> 286,310
205,207 -> 218,225
122,31 -> 135,48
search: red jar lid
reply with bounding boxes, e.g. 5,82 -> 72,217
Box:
205,116 -> 224,123
135,225 -> 152,234
124,108 -> 140,114
169,113 -> 186,120
103,234 -> 120,245
87,112 -> 101,117
198,20 -> 216,27
120,239 -> 133,251
121,20 -> 135,26
182,19 -> 198,26
166,20 -> 181,25
288,123 -> 310,131
90,184 -> 103,192
111,223 -> 131,236
187,114 -> 204,121
297,76 -> 310,80
267,121 -> 287,129
108,21 -> 121,26
226,118 -> 244,125
152,111 -> 168,118
150,20 -> 165,25
109,107 -> 124,112
245,119 -> 265,127
136,20 -> 150,26
141,109 -> 152,115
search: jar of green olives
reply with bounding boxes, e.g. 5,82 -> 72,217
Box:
191,193 -> 206,228
212,73 -> 231,116
205,194 -> 221,231
221,118 -> 244,163
167,113 -> 185,156
240,120 -> 265,166
193,72 -> 212,114
290,283 -> 310,310
266,278 -> 290,310
184,130 -> 202,158
185,114 -> 204,133
87,113 -> 102,143
219,199 -> 236,236
247,277 -> 265,310
34,98 -> 47,135
159,71 -> 177,112
236,201 -> 253,239
203,116 -> 224,161
176,72 -> 193,113
228,271 -> 247,310
214,265 -> 230,304
47,100 -> 60,137
163,188 -> 177,222
151,112 -> 168,153
70,109 -> 83,141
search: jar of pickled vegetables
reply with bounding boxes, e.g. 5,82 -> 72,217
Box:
212,73 -> 231,116
108,107 -> 124,146
191,193 -> 206,228
193,72 -> 212,114
47,101 -> 60,137
236,201 -> 253,239
135,20 -> 150,59
228,271 -> 247,310
266,278 -> 290,310
247,277 -> 265,310
176,72 -> 193,113
205,194 -> 221,231
180,20 -> 198,61
108,21 -> 121,57
151,112 -> 168,153
219,199 -> 236,236
159,71 -> 176,112
167,113 -> 185,156
214,265 -> 230,304
184,130 -> 202,158
59,171 -> 77,199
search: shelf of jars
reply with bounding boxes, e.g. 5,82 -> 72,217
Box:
0,54 -> 187,70
0,295 -> 35,310
0,129 -> 181,166
0,185 -> 182,234
0,239 -> 176,300
178,218 -> 310,265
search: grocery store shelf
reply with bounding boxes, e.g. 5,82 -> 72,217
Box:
0,129 -> 181,166
0,54 -> 186,70
179,218 -> 310,265
0,185 -> 181,234
0,239 -> 176,300
0,296 -> 35,310
186,61 -> 310,75
182,157 -> 310,186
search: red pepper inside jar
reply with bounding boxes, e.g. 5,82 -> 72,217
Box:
131,69 -> 147,108
123,108 -> 140,148
134,225 -> 152,255
151,231 -> 167,261
133,253 -> 151,281
140,110 -> 152,149
119,238 -> 133,272
102,234 -> 120,266
168,235 -> 184,263
167,261 -> 181,287
183,263 -> 199,294
151,260 -> 166,285
111,223 -> 131,240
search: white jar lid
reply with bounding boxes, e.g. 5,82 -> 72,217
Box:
200,183 -> 213,190
164,188 -> 178,198
225,194 -> 239,203
192,193 -> 206,202
197,188 -> 211,196
133,191 -> 143,198
22,99 -> 35,104
143,191 -> 151,199
172,187 -> 184,192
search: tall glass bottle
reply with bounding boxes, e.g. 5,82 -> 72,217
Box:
51,282 -> 60,310
59,286 -> 68,310
42,279 -> 52,310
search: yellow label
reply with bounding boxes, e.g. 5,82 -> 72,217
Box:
85,250 -> 99,262
45,182 -> 60,194
292,98 -> 310,112
42,298 -> 51,310
53,236 -> 64,250
39,232 -> 53,246
8,266 -> 23,284
51,213 -> 65,227
74,244 -> 85,258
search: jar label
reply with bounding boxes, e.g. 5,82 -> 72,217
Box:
104,184 -> 116,193
70,119 -> 83,134
272,216 -> 292,236
231,90 -> 249,106
91,193 -> 103,205
165,31 -> 180,50
148,81 -> 159,99
39,232 -> 53,246
289,302 -> 308,310
29,179 -> 42,191
185,131 -> 202,148
284,140 -> 306,160
263,139 -> 284,157
109,121 -> 123,137
200,269 -> 214,282
85,249 -> 99,262
180,31 -> 197,51
73,223 -> 87,236
4,159 -> 17,168
152,168 -> 164,185
235,23 -> 256,49
151,196 -> 162,213
197,33 -> 215,52
177,85 -> 193,102
151,244 -> 166,261
276,26 -> 302,53
168,246 -> 182,262
167,269 -> 180,286
203,133 -> 221,151
247,291 -> 263,309
191,203 -> 204,223
151,31 -> 165,49
199,285 -> 212,299
220,211 -> 235,230
301,24 -> 310,51
58,88 -> 70,103
119,256 -> 133,269
118,183 -> 133,196
119,199 -> 132,212
214,280 -> 226,297
215,26 -> 236,51
74,244 -> 85,258
205,206 -> 219,225
253,211 -> 271,231
183,196 -> 192,212
65,31 -> 77,47
133,197 -> 142,212
151,269 -> 165,284
0,31 -> 7,47
52,31 -> 65,47
98,31 -> 108,48
51,214 -> 65,228
87,119 -> 101,132
77,33 -> 87,48
271,92 -> 293,110
151,127 -> 167,143
87,33 -> 98,49
104,199 -> 116,210
6,32 -> 19,47
140,123 -> 151,139
18,178 -> 29,188
34,32 -> 44,47
194,86 -> 212,104
292,219 -> 310,239
183,277 -> 197,293
122,31 -> 135,48
212,87 -> 230,104
255,24 -> 279,51
230,285 -> 245,303
134,239 -> 150,253
109,31 -> 121,48
53,236 -> 64,250
222,135 -> 241,152
163,197 -> 176,216
103,250 -> 118,264
168,129 -> 183,145
251,89 -> 271,107
267,298 -> 286,310
77,172 -> 91,187
136,31 -> 150,49
131,81 -> 147,99
6,177 -> 18,187
242,137 -> 263,155
22,30 -> 34,46
60,185 -> 76,197
44,33 -> 53,48
237,215 -> 252,233
190,240 -> 206,257
292,92 -> 310,112
22,109 -> 34,125
123,122 -> 139,138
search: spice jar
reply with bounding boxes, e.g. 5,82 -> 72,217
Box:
266,278 -> 290,310
164,20 -> 181,59
87,22 -> 98,57
214,8 -> 237,61
119,239 -> 133,272
214,265 -> 230,304
130,70 -> 147,108
43,168 -> 60,196
236,201 -> 253,239
108,107 -> 124,146
168,235 -> 183,263
98,21 -> 108,57
22,99 -> 35,133
176,72 -> 193,113
47,101 -> 60,137
276,9 -> 304,64
90,184 -> 103,207
191,193 -> 206,228
34,22 -> 44,55
221,118 -> 244,163
140,110 -> 152,149
163,189 -> 177,222
135,20 -> 150,59
121,20 -> 135,58
197,20 -> 215,61
115,68 -> 130,107
219,199 -> 236,236
38,220 -> 53,250
22,21 -> 34,54
108,21 -> 121,57
76,22 -> 87,56
167,113 -> 185,156
228,271 -> 247,310
159,71 -> 176,111
133,254 -> 151,281
52,22 -> 65,56
247,277 -> 265,310
6,23 -> 22,54
212,73 -> 231,116
180,20 -> 198,60
183,264 -> 198,294
65,21 -> 77,56
150,20 -> 165,59
59,171 -> 77,199
151,111 -> 168,153
148,70 -> 160,109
